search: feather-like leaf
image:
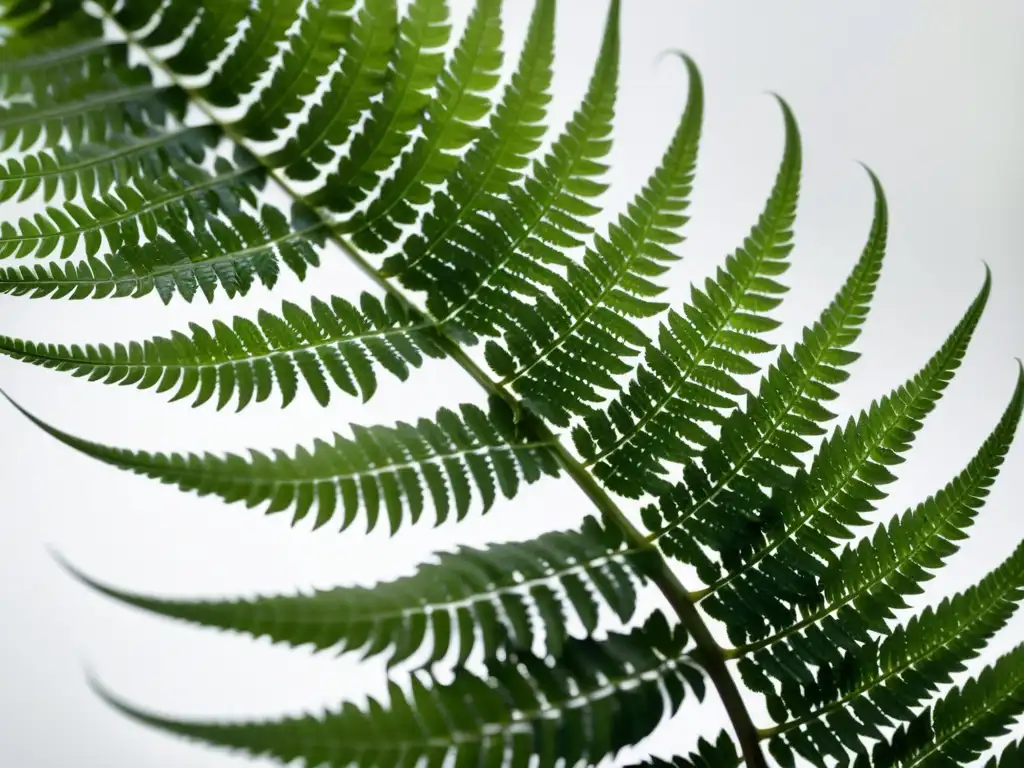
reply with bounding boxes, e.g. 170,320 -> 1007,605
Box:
89,612 -> 700,768
8,396 -> 561,534
579,95 -> 802,492
58,524 -> 647,667
0,292 -> 445,408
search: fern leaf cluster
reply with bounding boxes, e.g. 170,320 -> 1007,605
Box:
0,0 -> 1019,766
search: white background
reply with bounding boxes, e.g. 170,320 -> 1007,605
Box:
0,0 -> 1022,765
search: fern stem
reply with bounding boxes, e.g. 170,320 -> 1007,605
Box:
103,11 -> 768,768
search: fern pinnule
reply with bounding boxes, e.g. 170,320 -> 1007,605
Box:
269,0 -> 398,180
234,1 -> 357,142
762,541 -> 1024,765
856,643 -> 1024,768
0,124 -> 218,204
493,53 -> 704,430
731,365 -> 1023,699
637,166 -> 889,588
0,202 -> 324,303
378,0 -> 556,306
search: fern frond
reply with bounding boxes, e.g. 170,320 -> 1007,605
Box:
9,397 -> 560,534
862,643 -> 1024,768
0,154 -> 263,261
490,53 -> 703,426
234,1 -> 356,142
0,202 -> 323,303
702,272 -> 991,645
575,96 -> 801,495
0,15 -> 118,99
638,170 -> 888,584
0,65 -> 183,152
376,0 -> 556,306
345,0 -> 505,252
629,732 -> 742,768
0,292 -> 444,408
270,0 -> 398,180
89,611 -> 701,768
59,524 -> 646,667
410,0 -> 621,363
733,365 -> 1022,680
0,124 -> 219,204
312,0 -> 451,213
199,0 -> 303,108
764,540 -> 1024,765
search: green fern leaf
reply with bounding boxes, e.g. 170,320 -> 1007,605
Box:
8,397 -> 560,534
199,0 -> 303,108
0,63 -> 183,152
494,53 -> 703,426
3,291 -> 437,401
861,643 -> 1024,768
269,0 -> 397,180
629,732 -> 742,768
0,292 -> 445,408
733,365 -> 1022,684
161,3 -> 250,79
377,0 -> 556,306
702,272 -> 991,645
577,96 -> 801,494
234,0 -> 357,142
983,738 -> 1024,768
0,154 -> 263,261
639,170 -> 888,584
345,0 -> 505,253
764,540 -> 1024,765
0,203 -> 324,303
0,125 -> 219,204
88,612 -> 700,768
57,523 -> 646,667
311,0 -> 451,213
0,12 -> 107,96
410,0 -> 621,369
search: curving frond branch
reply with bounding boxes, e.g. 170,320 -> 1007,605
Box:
576,96 -> 802,494
58,523 -> 647,667
7,396 -> 561,535
0,292 -> 445,408
88,611 -> 703,768
702,271 -> 992,646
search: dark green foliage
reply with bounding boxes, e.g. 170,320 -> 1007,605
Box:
630,732 -> 742,768
0,202 -> 324,302
0,0 -> 1020,766
0,292 -> 445,408
575,96 -> 800,489
60,524 -> 647,667
91,611 -> 703,768
9,396 -> 561,535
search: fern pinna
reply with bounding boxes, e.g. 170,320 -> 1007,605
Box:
0,1 -> 1020,766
